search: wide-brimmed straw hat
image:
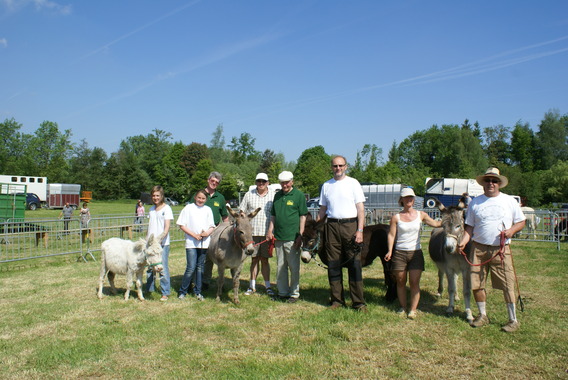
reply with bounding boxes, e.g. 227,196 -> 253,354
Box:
398,187 -> 416,206
476,167 -> 508,188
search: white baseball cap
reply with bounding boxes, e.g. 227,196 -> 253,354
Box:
255,173 -> 269,181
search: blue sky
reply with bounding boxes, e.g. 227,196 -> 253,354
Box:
1,1 -> 567,165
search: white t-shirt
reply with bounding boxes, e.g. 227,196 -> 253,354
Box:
319,176 -> 365,219
177,203 -> 216,249
465,193 -> 526,246
147,204 -> 174,246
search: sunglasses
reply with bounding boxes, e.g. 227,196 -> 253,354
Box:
484,178 -> 500,184
256,180 -> 267,183
332,164 -> 345,168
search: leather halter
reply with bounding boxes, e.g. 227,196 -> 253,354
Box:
232,222 -> 254,249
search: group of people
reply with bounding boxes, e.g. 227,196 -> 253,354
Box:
385,167 -> 525,332
143,162 -> 525,332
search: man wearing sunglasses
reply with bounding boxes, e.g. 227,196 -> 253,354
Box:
459,167 -> 526,332
240,173 -> 276,297
317,155 -> 367,312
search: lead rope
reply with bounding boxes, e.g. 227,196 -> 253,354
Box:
459,231 -> 524,311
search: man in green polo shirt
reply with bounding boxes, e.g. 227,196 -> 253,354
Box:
267,171 -> 308,303
202,171 -> 229,289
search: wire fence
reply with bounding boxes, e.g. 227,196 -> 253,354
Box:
1,208 -> 566,263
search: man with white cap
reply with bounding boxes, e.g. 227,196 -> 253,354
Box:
240,173 -> 276,296
459,167 -> 526,332
267,171 -> 308,303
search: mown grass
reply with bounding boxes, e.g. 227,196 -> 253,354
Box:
0,238 -> 567,379
25,199 -> 186,219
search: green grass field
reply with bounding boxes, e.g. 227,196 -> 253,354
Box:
25,199 -> 186,219
2,203 -> 567,379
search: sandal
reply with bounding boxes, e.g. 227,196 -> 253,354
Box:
266,288 -> 274,296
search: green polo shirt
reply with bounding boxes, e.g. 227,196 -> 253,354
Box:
205,190 -> 228,226
271,187 -> 308,241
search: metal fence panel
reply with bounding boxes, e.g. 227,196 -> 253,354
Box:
1,207 -> 566,263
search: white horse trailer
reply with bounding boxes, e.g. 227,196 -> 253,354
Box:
424,177 -> 484,208
0,175 -> 48,202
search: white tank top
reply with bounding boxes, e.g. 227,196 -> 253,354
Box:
396,213 -> 422,250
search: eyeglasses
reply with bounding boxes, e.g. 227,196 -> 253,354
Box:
484,178 -> 500,184
332,164 -> 345,168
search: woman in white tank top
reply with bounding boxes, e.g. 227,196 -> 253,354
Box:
385,188 -> 441,319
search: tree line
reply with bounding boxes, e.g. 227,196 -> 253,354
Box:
1,110 -> 566,206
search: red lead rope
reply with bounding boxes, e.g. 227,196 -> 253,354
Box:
460,231 -> 507,267
253,237 -> 275,257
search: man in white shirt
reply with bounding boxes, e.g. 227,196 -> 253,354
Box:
317,155 -> 367,312
460,167 -> 526,332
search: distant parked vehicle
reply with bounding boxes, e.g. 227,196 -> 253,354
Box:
165,197 -> 179,206
15,192 -> 42,210
306,197 -> 320,208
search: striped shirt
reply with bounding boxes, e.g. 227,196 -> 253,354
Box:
239,188 -> 275,236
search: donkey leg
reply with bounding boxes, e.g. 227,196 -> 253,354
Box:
124,272 -> 132,300
446,271 -> 458,316
436,268 -> 444,297
135,270 -> 145,301
216,264 -> 224,302
232,264 -> 244,305
462,267 -> 473,323
98,262 -> 107,299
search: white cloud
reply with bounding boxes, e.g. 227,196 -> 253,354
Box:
33,0 -> 71,15
1,0 -> 71,15
0,38 -> 7,47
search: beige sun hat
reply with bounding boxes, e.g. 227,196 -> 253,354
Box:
398,187 -> 416,206
475,167 -> 508,188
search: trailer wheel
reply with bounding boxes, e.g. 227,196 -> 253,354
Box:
29,203 -> 38,211
425,198 -> 437,209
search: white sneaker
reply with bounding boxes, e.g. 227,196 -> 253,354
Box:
196,294 -> 204,301
244,288 -> 256,296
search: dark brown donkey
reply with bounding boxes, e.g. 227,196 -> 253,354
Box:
300,213 -> 395,302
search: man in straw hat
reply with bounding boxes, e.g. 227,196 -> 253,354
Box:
459,167 -> 526,332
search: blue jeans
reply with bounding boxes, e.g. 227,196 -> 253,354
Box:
179,248 -> 207,296
146,245 -> 171,296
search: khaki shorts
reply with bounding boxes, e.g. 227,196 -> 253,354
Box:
392,249 -> 425,272
251,236 -> 271,258
471,242 -> 516,303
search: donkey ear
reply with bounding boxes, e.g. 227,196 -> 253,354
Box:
436,199 -> 445,211
227,204 -> 239,218
147,233 -> 155,244
305,213 -> 313,223
248,207 -> 261,219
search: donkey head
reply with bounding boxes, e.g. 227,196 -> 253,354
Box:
438,201 -> 466,254
143,233 -> 164,273
227,205 -> 260,255
301,213 -> 324,263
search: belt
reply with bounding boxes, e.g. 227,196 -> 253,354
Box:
327,217 -> 357,223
